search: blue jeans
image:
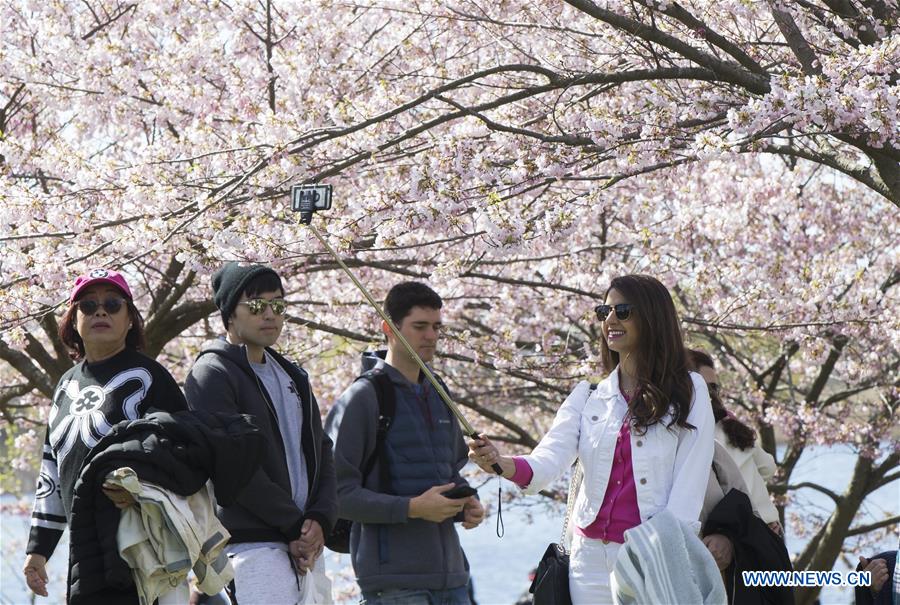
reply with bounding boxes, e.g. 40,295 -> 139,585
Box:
361,585 -> 471,605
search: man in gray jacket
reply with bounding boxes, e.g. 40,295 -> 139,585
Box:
185,263 -> 337,604
326,282 -> 484,605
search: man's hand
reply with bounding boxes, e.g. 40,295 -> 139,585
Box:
461,496 -> 485,530
702,534 -> 734,571
102,482 -> 136,509
23,553 -> 49,597
409,483 -> 467,523
289,519 -> 324,575
858,556 -> 889,594
288,537 -> 307,575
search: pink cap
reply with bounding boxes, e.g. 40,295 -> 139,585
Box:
69,269 -> 133,302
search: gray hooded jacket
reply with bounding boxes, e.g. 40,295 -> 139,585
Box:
324,352 -> 471,593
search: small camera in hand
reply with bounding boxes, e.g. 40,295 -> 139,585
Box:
291,184 -> 332,224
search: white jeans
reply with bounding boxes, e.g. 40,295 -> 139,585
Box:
230,546 -> 330,605
569,534 -> 622,605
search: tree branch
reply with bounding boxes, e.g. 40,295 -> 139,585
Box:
847,514 -> 900,537
286,316 -> 373,343
0,338 -> 54,397
0,384 -> 35,423
563,0 -> 770,94
768,2 -> 822,75
777,481 -> 842,504
38,312 -> 71,374
819,0 -> 882,45
454,395 -> 539,448
808,335 -> 848,404
872,470 -> 900,492
652,1 -> 766,75
144,300 -> 217,358
459,270 -> 599,298
755,143 -> 897,207
23,331 -> 67,388
81,2 -> 137,40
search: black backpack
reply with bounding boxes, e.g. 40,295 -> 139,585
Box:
324,369 -> 396,553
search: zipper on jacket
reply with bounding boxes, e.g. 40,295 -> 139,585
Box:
731,561 -> 737,603
306,378 -> 319,496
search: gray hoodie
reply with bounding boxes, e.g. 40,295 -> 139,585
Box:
324,352 -> 471,593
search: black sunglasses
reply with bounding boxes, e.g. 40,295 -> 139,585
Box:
594,303 -> 635,322
77,297 -> 126,316
239,299 -> 288,316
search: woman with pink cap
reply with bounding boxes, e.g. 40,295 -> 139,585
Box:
22,268 -> 188,603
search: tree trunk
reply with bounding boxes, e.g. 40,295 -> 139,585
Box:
794,455 -> 874,605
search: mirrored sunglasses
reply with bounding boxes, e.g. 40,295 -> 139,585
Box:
239,299 -> 287,316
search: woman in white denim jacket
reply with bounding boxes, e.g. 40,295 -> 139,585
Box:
470,274 -> 714,604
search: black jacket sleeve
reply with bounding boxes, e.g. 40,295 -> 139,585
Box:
185,359 -> 305,540
855,551 -> 896,605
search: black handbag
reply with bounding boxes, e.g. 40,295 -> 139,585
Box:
530,543 -> 572,605
529,462 -> 583,605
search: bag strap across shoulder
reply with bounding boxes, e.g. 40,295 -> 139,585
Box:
560,382 -> 597,548
355,369 -> 396,487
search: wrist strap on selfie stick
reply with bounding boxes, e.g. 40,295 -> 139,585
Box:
303,220 -> 504,477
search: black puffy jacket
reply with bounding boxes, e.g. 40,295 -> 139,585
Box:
703,489 -> 795,605
67,410 -> 265,605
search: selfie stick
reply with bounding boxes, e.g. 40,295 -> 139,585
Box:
291,185 -> 502,475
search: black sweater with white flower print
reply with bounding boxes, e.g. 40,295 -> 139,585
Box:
26,348 -> 187,559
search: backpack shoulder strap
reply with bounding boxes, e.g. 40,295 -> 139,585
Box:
370,371 -> 396,436
355,369 -> 396,483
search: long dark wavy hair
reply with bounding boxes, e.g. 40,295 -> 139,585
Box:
58,296 -> 146,361
687,348 -> 756,450
599,275 -> 695,433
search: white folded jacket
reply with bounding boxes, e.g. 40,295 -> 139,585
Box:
108,467 -> 234,605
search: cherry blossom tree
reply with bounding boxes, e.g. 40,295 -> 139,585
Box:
1,1 -> 897,602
